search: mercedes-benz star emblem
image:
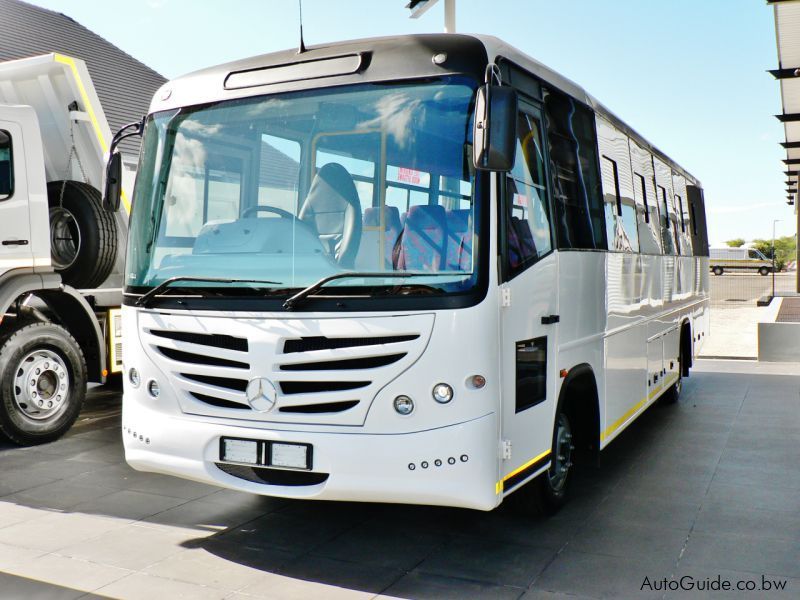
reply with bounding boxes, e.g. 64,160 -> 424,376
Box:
245,377 -> 277,412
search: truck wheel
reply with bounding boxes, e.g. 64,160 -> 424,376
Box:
0,322 -> 87,445
759,267 -> 770,276
47,181 -> 117,289
712,266 -> 723,276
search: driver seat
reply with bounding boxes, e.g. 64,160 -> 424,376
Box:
299,163 -> 362,267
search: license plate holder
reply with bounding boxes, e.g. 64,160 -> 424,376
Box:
220,437 -> 312,471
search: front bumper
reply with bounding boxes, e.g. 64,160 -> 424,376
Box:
123,399 -> 500,511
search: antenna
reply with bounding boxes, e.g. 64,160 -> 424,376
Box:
298,0 -> 307,53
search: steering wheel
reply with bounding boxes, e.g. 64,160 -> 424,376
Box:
241,205 -> 297,220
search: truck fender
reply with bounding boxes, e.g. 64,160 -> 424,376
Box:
36,286 -> 106,384
0,269 -> 61,316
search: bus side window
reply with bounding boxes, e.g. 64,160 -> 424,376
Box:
543,91 -> 605,250
657,184 -> 677,255
503,109 -> 552,280
0,130 -> 12,200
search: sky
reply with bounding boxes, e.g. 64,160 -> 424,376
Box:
27,0 -> 793,244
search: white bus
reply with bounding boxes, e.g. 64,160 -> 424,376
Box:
108,34 -> 710,512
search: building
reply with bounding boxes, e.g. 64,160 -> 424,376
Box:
0,0 -> 166,157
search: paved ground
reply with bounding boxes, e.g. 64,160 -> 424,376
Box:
0,360 -> 799,599
709,271 -> 795,309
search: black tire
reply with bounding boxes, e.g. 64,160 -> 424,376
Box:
759,267 -> 770,276
47,181 -> 118,289
0,322 -> 87,446
507,407 -> 575,516
712,266 -> 723,276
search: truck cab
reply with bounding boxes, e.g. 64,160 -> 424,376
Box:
0,54 -> 132,445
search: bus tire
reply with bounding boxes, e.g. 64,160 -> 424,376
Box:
759,267 -> 770,276
712,266 -> 723,276
507,404 -> 574,516
0,321 -> 87,446
47,181 -> 118,289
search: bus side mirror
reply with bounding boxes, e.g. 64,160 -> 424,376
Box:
473,84 -> 517,172
102,151 -> 122,212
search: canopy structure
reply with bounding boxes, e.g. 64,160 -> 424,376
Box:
771,0 -> 800,290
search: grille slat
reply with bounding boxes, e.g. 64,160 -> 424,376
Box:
279,381 -> 370,395
182,373 -> 248,392
283,335 -> 419,354
158,346 -> 249,369
279,400 -> 359,414
150,329 -> 248,352
279,353 -> 406,371
190,392 -> 248,410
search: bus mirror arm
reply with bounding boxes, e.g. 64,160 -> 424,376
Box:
102,117 -> 144,212
472,81 -> 517,172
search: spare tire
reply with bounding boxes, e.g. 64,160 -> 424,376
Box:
47,181 -> 118,289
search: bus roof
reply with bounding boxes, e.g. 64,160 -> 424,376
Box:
150,33 -> 700,187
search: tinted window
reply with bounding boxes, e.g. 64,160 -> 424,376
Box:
544,92 -> 605,249
503,110 -> 552,279
0,130 -> 12,200
601,156 -> 638,252
658,185 -> 677,255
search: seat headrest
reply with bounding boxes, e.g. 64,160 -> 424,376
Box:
364,206 -> 403,232
405,204 -> 446,230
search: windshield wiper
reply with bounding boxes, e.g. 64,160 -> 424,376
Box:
136,276 -> 282,308
282,272 -> 457,311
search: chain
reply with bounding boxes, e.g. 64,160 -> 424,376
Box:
58,118 -> 89,207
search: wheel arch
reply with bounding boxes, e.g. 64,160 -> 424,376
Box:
35,287 -> 105,383
557,363 -> 600,455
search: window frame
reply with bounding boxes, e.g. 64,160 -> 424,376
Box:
0,129 -> 14,201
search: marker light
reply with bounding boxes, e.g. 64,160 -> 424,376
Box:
393,395 -> 414,415
468,375 -> 486,389
432,383 -> 454,404
147,379 -> 160,398
128,368 -> 140,388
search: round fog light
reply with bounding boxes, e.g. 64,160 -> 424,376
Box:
147,379 -> 160,398
468,374 -> 486,389
432,383 -> 454,404
128,368 -> 140,388
393,395 -> 414,415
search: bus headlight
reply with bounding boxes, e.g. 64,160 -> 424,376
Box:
128,368 -> 140,388
393,395 -> 414,415
147,379 -> 160,398
432,383 -> 454,404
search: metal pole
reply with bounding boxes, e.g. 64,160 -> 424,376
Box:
773,219 -> 781,298
444,0 -> 455,33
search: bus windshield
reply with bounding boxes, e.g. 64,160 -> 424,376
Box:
126,77 -> 481,302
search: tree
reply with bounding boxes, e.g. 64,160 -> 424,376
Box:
725,238 -> 745,247
751,236 -> 797,271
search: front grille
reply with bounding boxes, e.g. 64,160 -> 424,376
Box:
283,335 -> 419,353
215,463 -> 329,486
157,346 -> 249,369
182,373 -> 248,392
279,353 -> 406,371
279,380 -> 370,395
140,312 -> 433,426
150,329 -> 248,352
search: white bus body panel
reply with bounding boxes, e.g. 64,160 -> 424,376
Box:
122,298 -> 505,511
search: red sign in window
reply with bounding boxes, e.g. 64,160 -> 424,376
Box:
397,167 -> 422,184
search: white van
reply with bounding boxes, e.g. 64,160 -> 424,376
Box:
709,247 -> 772,275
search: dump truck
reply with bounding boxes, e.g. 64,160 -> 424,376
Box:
0,53 -> 133,445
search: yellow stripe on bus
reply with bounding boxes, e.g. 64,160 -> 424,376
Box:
600,372 -> 679,442
496,448 -> 551,494
54,54 -> 131,214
